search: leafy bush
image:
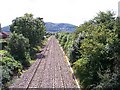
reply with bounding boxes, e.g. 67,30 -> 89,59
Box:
56,11 -> 120,89
72,11 -> 117,89
10,14 -> 46,58
69,33 -> 85,63
0,39 -> 7,50
0,50 -> 22,89
64,34 -> 74,56
8,32 -> 31,67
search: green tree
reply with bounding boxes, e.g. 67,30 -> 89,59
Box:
8,32 -> 30,67
56,11 -> 119,89
0,50 -> 22,89
68,11 -> 118,89
93,11 -> 115,30
10,13 -> 46,57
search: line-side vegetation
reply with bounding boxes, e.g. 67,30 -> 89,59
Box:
0,13 -> 47,89
56,11 -> 120,89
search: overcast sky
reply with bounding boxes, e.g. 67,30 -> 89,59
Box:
0,0 -> 119,27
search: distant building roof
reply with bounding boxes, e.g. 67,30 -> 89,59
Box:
0,32 -> 10,39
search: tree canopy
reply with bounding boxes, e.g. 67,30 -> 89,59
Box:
10,13 -> 46,48
56,11 -> 120,89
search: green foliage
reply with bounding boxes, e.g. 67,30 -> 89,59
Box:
0,50 -> 22,89
8,32 -> 30,67
46,32 -> 52,38
0,39 -> 7,50
64,34 -> 74,55
61,35 -> 67,47
69,33 -> 85,63
55,32 -> 74,57
93,11 -> 115,30
10,13 -> 46,58
73,11 -> 119,89
56,11 -> 120,89
1,13 -> 46,89
77,26 -> 116,89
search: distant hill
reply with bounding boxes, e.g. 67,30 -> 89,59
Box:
45,22 -> 76,32
2,22 -> 76,33
2,26 -> 10,32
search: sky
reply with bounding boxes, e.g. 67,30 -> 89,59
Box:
0,0 -> 119,27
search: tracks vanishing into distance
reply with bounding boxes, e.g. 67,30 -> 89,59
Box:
9,36 -> 80,89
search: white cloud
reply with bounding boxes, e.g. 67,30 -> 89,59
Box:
0,0 -> 119,27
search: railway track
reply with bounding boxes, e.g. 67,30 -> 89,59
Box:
9,37 -> 52,89
26,36 -> 53,89
9,36 -> 80,89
